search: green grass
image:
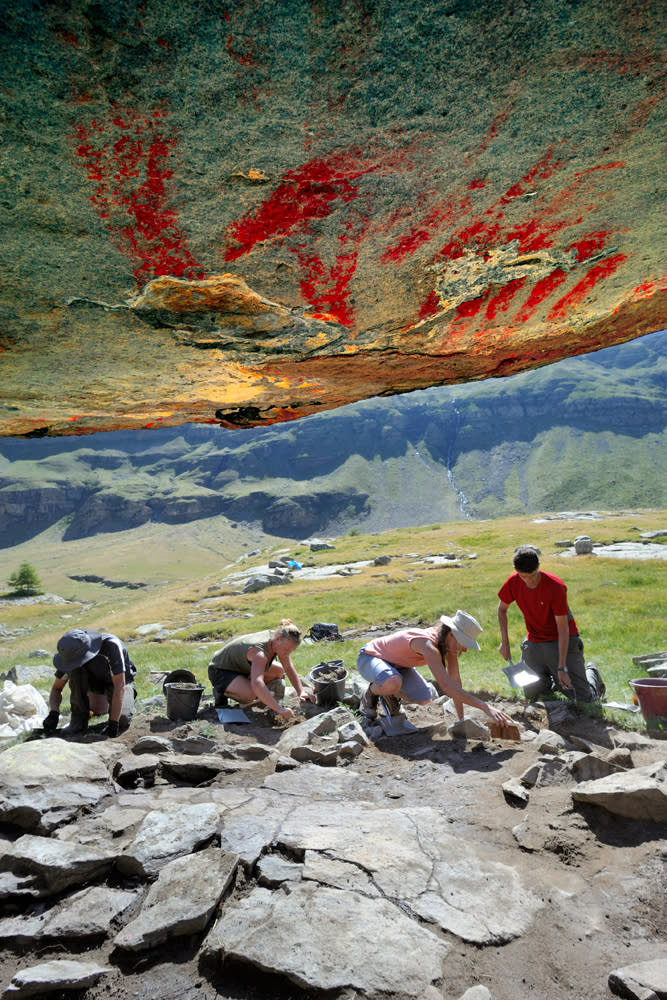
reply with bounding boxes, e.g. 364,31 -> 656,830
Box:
1,510 -> 665,729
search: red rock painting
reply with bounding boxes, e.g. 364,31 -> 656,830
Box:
72,108 -> 204,285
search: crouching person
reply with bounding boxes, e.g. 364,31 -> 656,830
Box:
208,619 -> 314,721
357,610 -> 514,726
43,628 -> 136,738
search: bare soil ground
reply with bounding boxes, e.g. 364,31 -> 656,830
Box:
2,694 -> 667,1000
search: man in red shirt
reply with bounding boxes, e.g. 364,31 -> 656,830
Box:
497,545 -> 604,702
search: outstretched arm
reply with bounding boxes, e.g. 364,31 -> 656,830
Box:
411,637 -> 512,724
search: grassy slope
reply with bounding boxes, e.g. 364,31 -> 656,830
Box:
1,510 -> 665,731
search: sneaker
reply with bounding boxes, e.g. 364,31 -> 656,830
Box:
360,685 -> 379,720
379,694 -> 405,717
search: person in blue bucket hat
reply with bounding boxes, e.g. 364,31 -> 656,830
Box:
43,628 -> 136,737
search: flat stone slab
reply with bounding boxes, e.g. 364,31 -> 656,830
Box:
118,802 -> 221,876
0,741 -> 113,832
0,835 -> 117,894
277,801 -> 542,943
114,847 -> 238,951
1,959 -> 109,998
202,881 -> 449,996
0,886 -> 139,944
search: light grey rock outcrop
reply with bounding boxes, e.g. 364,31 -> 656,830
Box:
0,741 -> 113,832
572,760 -> 667,822
1,959 -> 109,998
202,881 -> 449,996
114,847 -> 238,951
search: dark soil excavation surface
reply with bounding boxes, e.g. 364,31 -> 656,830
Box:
2,694 -> 666,1000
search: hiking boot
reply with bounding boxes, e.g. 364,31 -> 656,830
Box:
214,690 -> 229,708
379,694 -> 405,718
360,685 -> 379,720
60,715 -> 89,736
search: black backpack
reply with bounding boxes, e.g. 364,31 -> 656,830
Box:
308,622 -> 343,642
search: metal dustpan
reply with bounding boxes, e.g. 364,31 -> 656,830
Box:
216,707 -> 250,724
377,697 -> 419,737
502,658 -> 540,690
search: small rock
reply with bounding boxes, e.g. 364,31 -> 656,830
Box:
502,777 -> 530,804
132,735 -> 172,754
449,718 -> 490,740
459,987 -> 493,1000
1,959 -> 109,998
574,535 -> 593,554
535,729 -> 568,753
606,747 -> 633,769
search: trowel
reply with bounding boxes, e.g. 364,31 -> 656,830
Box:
502,658 -> 540,690
377,697 -> 419,737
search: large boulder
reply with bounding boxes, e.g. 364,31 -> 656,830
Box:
1,0 -> 663,436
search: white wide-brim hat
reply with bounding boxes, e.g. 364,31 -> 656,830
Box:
439,610 -> 483,651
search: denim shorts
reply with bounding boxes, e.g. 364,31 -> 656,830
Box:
357,649 -> 433,702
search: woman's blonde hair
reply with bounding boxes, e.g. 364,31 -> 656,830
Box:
274,619 -> 302,644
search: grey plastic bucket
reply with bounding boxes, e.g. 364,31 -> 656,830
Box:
309,661 -> 347,706
164,682 -> 204,721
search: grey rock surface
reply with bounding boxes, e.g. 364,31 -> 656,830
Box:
118,802 -> 221,876
0,886 -> 138,944
1,835 -> 116,894
202,881 -> 450,995
114,847 -> 238,951
0,741 -> 113,832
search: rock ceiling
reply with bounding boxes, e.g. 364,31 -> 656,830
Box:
1,0 -> 664,436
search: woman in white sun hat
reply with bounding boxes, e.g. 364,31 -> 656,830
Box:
357,610 -> 512,725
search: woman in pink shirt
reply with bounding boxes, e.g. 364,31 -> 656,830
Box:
357,610 -> 512,724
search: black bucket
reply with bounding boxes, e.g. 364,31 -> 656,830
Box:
164,682 -> 204,721
309,661 -> 347,707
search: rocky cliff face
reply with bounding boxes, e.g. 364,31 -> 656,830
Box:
1,0 -> 664,437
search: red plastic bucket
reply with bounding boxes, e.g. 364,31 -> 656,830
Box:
628,678 -> 667,728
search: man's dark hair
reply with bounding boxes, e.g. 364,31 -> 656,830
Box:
513,545 -> 540,572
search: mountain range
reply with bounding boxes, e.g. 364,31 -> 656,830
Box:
0,330 -> 664,548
